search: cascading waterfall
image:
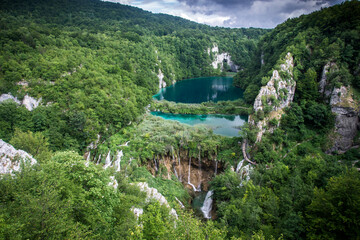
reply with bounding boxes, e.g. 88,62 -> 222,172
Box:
97,154 -> 101,164
154,157 -> 158,172
114,150 -> 123,172
201,190 -> 213,219
214,159 -> 218,176
85,152 -> 90,167
175,197 -> 185,209
236,159 -> 252,186
236,159 -> 245,173
187,157 -> 197,192
174,166 -> 179,180
103,151 -> 112,169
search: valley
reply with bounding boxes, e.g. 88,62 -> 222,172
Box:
0,0 -> 359,239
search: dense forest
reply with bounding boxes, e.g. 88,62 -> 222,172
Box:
1,0 -> 360,239
0,0 -> 267,151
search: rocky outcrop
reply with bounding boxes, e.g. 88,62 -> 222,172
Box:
319,62 -> 337,98
208,44 -> 239,72
250,52 -> 295,142
0,93 -> 41,111
0,139 -> 37,175
319,62 -> 360,153
327,86 -> 359,153
133,182 -> 178,218
149,149 -> 223,193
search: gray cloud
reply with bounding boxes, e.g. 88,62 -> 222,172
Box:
104,0 -> 344,28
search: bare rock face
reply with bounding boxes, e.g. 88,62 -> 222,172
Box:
0,93 -> 41,111
250,52 -> 295,142
133,182 -> 178,218
327,86 -> 360,153
319,62 -> 337,98
208,44 -> 239,72
149,149 -> 222,193
318,62 -> 360,154
0,139 -> 37,175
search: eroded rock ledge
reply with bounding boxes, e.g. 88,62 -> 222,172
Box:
249,52 -> 295,142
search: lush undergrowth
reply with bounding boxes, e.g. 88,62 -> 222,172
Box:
150,99 -> 251,115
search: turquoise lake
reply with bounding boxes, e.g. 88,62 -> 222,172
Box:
153,76 -> 244,103
152,77 -> 247,137
151,112 -> 248,137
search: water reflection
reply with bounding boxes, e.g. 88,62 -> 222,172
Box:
151,112 -> 248,137
153,76 -> 243,103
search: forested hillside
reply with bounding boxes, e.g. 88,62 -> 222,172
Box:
0,0 -> 267,151
214,1 -> 360,239
1,0 -> 360,239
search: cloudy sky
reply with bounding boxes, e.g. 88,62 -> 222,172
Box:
104,0 -> 345,28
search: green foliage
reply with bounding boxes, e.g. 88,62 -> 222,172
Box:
10,128 -> 52,162
0,0 -> 267,153
151,99 -> 251,115
235,1 -> 360,105
0,151 -> 142,239
306,170 -> 360,239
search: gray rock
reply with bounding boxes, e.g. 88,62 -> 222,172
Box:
0,139 -> 37,175
251,52 -> 294,142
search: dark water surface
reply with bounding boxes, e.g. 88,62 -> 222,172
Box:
153,76 -> 244,103
151,112 -> 247,137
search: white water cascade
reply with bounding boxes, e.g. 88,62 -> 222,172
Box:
201,190 -> 213,219
236,159 -> 245,173
114,150 -> 123,172
187,157 -> 198,192
215,160 -> 218,176
174,166 -> 179,180
236,159 -> 252,186
154,157 -> 158,172
103,151 -> 112,169
85,152 -> 91,167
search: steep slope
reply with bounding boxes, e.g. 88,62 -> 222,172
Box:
237,1 -> 360,153
0,0 -> 267,152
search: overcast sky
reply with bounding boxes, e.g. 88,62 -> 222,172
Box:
104,0 -> 345,28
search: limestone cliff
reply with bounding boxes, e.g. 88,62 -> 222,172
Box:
208,44 -> 239,72
148,149 -> 223,193
249,52 -> 295,142
0,139 -> 37,175
320,63 -> 360,153
0,93 -> 41,111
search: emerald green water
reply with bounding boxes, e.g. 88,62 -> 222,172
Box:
153,76 -> 243,103
151,112 -> 247,137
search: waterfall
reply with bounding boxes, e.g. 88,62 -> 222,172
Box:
154,157 -> 158,172
120,141 -> 129,147
96,154 -> 101,164
188,157 -> 191,183
236,159 -> 245,173
175,197 -> 185,209
103,151 -> 112,169
114,150 -> 123,172
215,159 -> 218,176
174,166 -> 179,180
187,157 -> 198,192
85,152 -> 90,167
172,146 -> 175,161
201,190 -> 213,219
236,159 -> 252,187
